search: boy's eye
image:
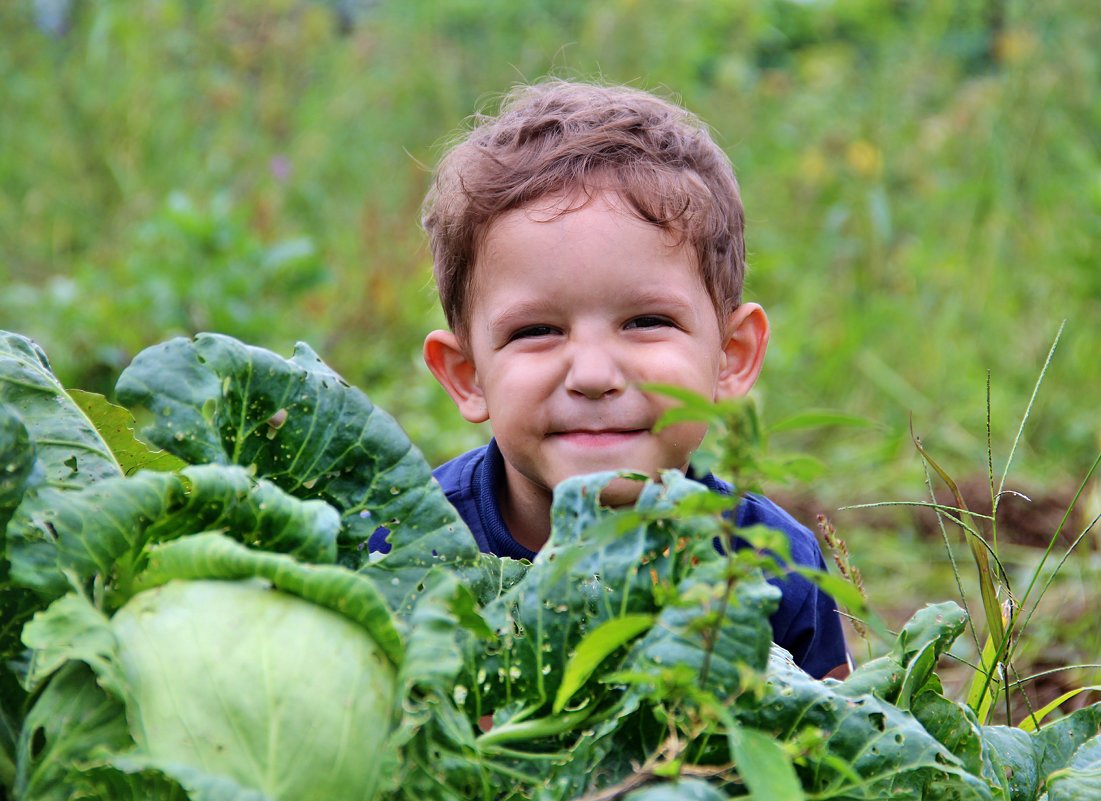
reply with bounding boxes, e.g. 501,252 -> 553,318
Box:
508,325 -> 558,341
625,315 -> 674,330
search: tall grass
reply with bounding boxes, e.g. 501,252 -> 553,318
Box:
842,328 -> 1101,719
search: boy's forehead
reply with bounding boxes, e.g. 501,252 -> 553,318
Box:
464,192 -> 725,326
477,188 -> 686,258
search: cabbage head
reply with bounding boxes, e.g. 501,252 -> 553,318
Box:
111,579 -> 397,801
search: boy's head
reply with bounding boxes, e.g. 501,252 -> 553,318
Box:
423,80 -> 747,342
421,80 -> 769,545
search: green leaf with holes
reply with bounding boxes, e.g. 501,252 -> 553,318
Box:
113,334 -> 480,611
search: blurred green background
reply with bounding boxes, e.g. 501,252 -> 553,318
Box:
3,0 -> 1100,694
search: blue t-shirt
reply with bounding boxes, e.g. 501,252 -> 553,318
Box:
371,439 -> 849,679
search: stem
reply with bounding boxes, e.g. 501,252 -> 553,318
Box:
475,706 -> 592,749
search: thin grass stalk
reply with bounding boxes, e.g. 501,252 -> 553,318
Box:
1008,665 -> 1101,691
981,466 -> 1101,722
918,460 -> 981,658
914,429 -> 1017,720
1006,660 -> 1038,727
914,432 -> 1007,647
842,500 -> 993,520
986,371 -> 998,555
996,322 -> 1064,500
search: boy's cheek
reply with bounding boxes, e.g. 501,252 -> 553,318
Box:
655,420 -> 710,457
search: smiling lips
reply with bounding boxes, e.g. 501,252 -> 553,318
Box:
549,428 -> 649,446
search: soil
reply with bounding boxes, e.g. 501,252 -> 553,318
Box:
774,476 -> 1093,551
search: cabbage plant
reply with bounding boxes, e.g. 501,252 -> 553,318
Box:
2,330 -> 1100,801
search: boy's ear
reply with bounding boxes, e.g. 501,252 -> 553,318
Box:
423,330 -> 489,423
715,303 -> 770,399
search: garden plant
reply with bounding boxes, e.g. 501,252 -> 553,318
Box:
1,330 -> 1099,800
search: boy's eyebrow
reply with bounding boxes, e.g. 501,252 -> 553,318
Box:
487,301 -> 552,334
621,288 -> 701,314
487,290 -> 704,334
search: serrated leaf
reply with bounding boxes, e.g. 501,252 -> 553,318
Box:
6,464 -> 341,600
67,389 -> 186,475
757,453 -> 826,483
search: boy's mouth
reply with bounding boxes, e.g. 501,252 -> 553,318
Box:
549,428 -> 649,446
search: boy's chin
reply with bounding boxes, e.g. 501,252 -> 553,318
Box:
596,474 -> 651,508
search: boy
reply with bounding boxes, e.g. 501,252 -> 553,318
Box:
382,80 -> 849,679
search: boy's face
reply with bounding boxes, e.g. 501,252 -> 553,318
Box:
426,190 -> 768,511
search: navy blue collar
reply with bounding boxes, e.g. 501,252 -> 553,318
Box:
474,439 -> 541,561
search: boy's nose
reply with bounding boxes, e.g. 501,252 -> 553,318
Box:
564,342 -> 626,399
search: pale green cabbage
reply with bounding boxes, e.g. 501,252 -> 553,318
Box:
111,579 -> 396,801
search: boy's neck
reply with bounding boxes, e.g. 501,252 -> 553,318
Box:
495,464 -> 553,553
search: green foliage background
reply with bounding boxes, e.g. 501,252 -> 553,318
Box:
2,0 -> 1101,733
2,0 -> 1099,497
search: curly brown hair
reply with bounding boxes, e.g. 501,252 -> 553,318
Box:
422,80 -> 747,339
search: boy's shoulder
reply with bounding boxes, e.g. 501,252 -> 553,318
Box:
433,440 -> 535,560
432,444 -> 482,504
